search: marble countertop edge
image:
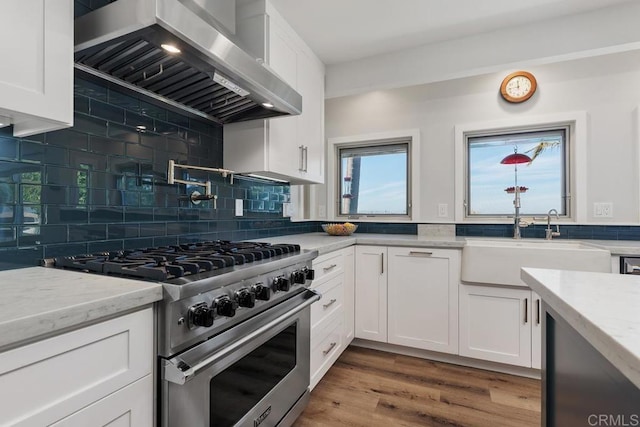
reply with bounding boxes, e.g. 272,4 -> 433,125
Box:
521,268 -> 640,389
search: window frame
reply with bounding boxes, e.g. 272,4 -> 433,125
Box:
327,130 -> 421,222
465,126 -> 570,218
337,142 -> 410,217
454,112 -> 587,223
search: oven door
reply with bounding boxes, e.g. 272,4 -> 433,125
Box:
161,289 -> 320,427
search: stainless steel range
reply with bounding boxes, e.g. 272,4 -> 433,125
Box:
42,240 -> 320,427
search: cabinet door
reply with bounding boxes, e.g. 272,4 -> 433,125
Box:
296,47 -> 325,184
50,375 -> 153,427
265,14 -> 300,179
531,291 -> 542,370
355,246 -> 387,342
0,0 -> 73,136
0,309 -> 153,426
459,284 -> 532,367
387,248 -> 459,354
343,246 -> 355,344
224,2 -> 324,184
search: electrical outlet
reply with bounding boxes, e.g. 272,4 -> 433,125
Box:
593,202 -> 613,218
438,203 -> 448,218
235,199 -> 244,216
318,204 -> 326,218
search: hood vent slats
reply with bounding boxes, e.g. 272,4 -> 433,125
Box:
75,37 -> 263,124
74,0 -> 301,124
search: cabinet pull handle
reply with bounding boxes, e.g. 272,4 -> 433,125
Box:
298,145 -> 304,171
303,146 -> 308,172
409,251 -> 433,257
323,298 -> 337,309
536,299 -> 541,325
381,253 -> 384,274
524,298 -> 528,324
322,342 -> 337,356
322,264 -> 337,272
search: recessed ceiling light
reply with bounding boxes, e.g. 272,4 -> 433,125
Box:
262,102 -> 274,108
161,44 -> 181,54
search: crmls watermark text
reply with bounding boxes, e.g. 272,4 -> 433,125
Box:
588,414 -> 640,426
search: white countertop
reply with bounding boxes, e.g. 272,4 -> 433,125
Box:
0,267 -> 163,351
586,239 -> 640,256
522,268 -> 640,388
257,232 -> 640,256
255,232 -> 466,254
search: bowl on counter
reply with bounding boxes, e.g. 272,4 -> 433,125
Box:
322,223 -> 358,236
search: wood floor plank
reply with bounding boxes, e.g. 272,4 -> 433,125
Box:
293,346 -> 541,427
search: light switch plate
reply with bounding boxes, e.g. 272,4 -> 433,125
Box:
235,199 -> 244,216
438,203 -> 448,218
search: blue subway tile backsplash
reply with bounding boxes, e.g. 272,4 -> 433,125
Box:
455,224 -> 640,241
0,74 -> 320,270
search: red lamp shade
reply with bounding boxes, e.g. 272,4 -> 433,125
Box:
500,153 -> 532,164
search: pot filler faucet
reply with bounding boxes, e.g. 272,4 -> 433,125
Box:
546,209 -> 561,240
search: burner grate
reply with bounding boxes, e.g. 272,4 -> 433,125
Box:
48,241 -> 301,281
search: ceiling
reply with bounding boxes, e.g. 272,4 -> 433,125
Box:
269,0 -> 635,65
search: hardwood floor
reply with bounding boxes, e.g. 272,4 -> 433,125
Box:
293,346 -> 541,427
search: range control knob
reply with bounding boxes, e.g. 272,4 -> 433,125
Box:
302,266 -> 315,281
189,302 -> 214,328
251,283 -> 271,301
235,288 -> 256,308
214,296 -> 238,317
290,270 -> 306,285
272,275 -> 290,292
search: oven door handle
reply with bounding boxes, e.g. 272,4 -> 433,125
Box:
163,290 -> 321,385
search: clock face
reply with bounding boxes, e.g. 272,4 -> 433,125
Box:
500,71 -> 537,103
505,76 -> 532,98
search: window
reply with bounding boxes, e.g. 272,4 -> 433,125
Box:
338,142 -> 409,216
466,127 -> 568,216
328,130 -> 420,221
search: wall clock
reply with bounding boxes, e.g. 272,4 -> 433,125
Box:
500,71 -> 537,103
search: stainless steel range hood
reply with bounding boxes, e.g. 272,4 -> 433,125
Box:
74,0 -> 301,124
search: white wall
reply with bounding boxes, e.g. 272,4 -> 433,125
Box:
320,50 -> 640,224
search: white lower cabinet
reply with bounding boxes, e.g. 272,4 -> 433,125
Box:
459,284 -> 541,368
0,308 -> 154,426
354,246 -> 388,342
343,247 -> 355,343
50,376 -> 153,427
531,291 -> 543,370
309,248 -> 355,389
387,247 -> 459,354
355,246 -> 460,355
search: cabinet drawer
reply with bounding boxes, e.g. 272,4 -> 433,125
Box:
0,308 -> 153,427
50,375 -> 153,427
310,275 -> 343,331
310,317 -> 343,390
312,250 -> 344,283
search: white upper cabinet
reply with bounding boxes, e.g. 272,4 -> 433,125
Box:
0,0 -> 73,137
225,0 -> 325,184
